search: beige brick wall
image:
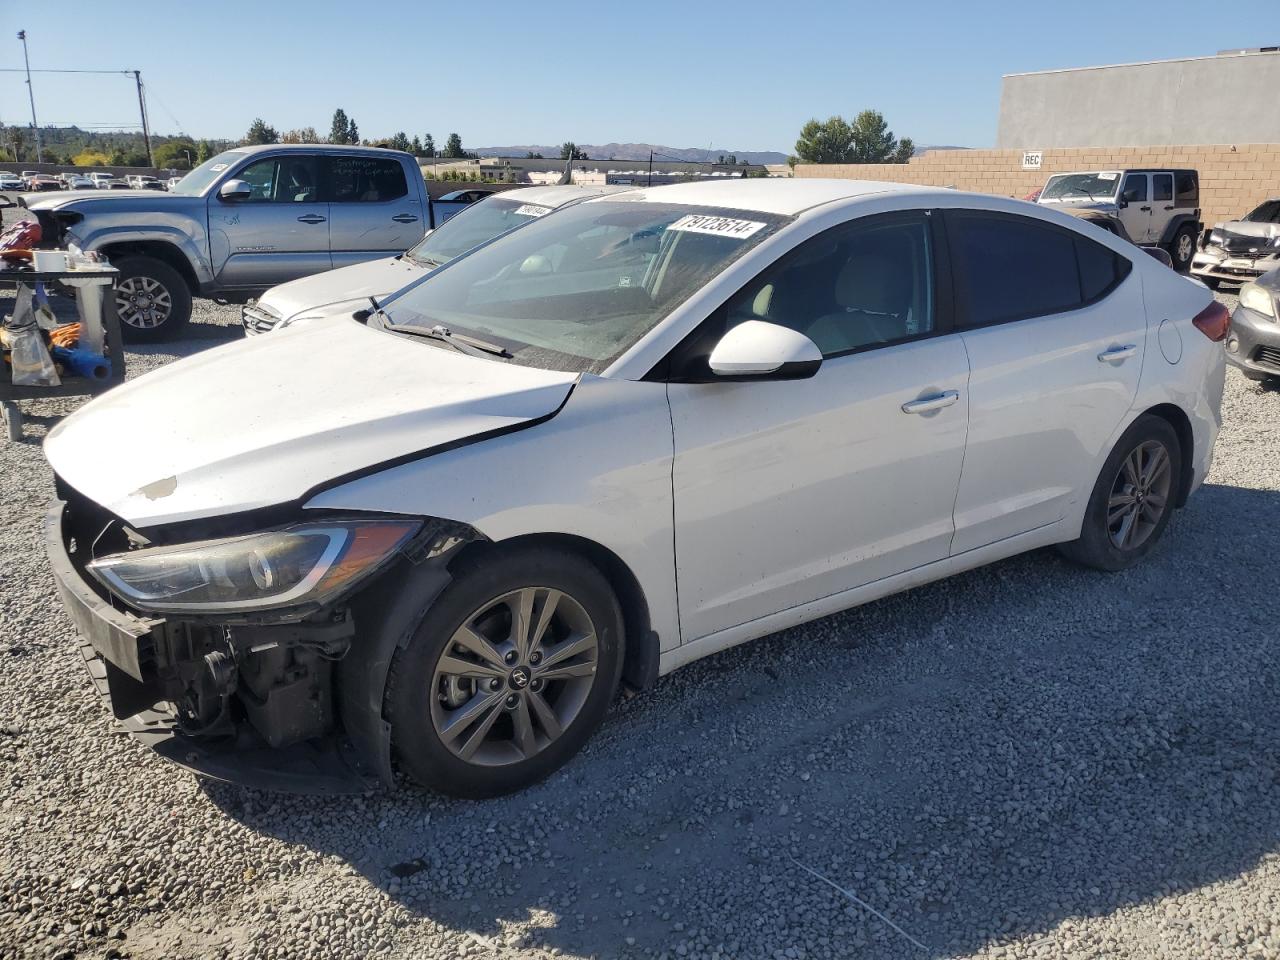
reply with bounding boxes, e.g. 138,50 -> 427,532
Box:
796,144 -> 1280,227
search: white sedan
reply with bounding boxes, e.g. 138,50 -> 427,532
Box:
44,179 -> 1226,797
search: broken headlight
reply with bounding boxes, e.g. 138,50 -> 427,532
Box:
86,520 -> 419,615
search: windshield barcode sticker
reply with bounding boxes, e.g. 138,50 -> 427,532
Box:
1098,172 -> 1118,180
668,214 -> 766,239
514,204 -> 551,217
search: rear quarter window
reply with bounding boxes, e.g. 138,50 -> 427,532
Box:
1175,172 -> 1198,204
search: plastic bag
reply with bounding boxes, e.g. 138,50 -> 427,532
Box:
4,286 -> 60,387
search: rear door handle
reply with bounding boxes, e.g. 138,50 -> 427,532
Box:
297,214 -> 327,224
392,214 -> 419,223
901,390 -> 960,415
1098,344 -> 1137,363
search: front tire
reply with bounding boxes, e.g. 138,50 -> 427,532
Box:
113,255 -> 192,343
385,546 -> 624,798
1167,225 -> 1197,273
1059,415 -> 1182,572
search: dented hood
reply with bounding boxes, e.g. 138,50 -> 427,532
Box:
44,319 -> 577,527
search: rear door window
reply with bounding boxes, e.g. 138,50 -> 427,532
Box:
949,212 -> 1130,327
1175,172 -> 1198,204
321,155 -> 408,203
1152,174 -> 1173,203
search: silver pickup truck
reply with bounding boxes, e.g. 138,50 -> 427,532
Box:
21,144 -> 473,341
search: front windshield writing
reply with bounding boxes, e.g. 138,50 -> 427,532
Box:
382,201 -> 787,374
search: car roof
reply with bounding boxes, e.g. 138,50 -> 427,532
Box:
228,143 -> 413,159
601,178 -> 936,216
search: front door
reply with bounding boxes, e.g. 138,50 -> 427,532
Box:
1118,173 -> 1152,242
667,211 -> 970,641
944,210 -> 1146,554
211,153 -> 330,288
322,154 -> 426,270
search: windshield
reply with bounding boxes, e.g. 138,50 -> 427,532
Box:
381,200 -> 788,374
1040,173 -> 1121,201
406,197 -> 553,268
168,150 -> 248,196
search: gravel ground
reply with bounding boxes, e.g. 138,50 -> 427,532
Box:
2,284 -> 1279,960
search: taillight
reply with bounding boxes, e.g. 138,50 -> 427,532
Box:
1192,300 -> 1230,342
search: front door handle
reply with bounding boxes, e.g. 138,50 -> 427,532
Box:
297,214 -> 327,224
901,390 -> 960,415
392,213 -> 420,223
1098,344 -> 1137,363
1139,205 -> 1151,212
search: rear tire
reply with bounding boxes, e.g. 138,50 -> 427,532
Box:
1200,276 -> 1220,290
385,545 -> 624,798
113,255 -> 192,343
1167,224 -> 1197,273
1059,415 -> 1182,572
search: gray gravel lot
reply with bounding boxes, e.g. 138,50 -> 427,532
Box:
2,284 -> 1279,960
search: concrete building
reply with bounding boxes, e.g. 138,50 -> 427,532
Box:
997,48 -> 1280,149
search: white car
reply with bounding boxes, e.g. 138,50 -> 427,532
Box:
0,173 -> 24,191
43,179 -> 1226,798
64,174 -> 96,190
87,172 -> 115,189
242,184 -> 626,334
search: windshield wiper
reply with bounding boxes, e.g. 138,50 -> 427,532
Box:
381,320 -> 511,358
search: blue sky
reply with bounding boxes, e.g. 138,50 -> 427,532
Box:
2,0 -> 1277,153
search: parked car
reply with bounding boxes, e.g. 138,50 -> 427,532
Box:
0,173 -> 25,191
64,174 -> 96,190
437,188 -> 494,204
25,174 -> 62,192
1225,266 -> 1280,382
1191,198 -> 1280,288
22,144 -> 475,342
19,170 -> 39,187
243,184 -> 626,334
1037,169 -> 1202,272
87,172 -> 115,189
43,180 -> 1226,797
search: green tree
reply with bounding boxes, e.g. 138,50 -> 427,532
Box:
411,135 -> 423,156
524,150 -> 545,159
442,133 -> 466,159
196,139 -> 214,163
423,133 -> 435,157
280,127 -> 320,144
153,138 -> 198,168
347,118 -> 359,144
387,131 -> 412,152
329,108 -> 352,144
242,118 -> 279,146
559,141 -> 588,160
794,110 -> 914,164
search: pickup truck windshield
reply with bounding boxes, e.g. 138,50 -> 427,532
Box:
1040,173 -> 1121,201
382,200 -> 787,374
405,197 -> 553,268
169,150 -> 248,197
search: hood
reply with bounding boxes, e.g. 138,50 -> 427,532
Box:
1041,198 -> 1120,214
258,256 -> 428,322
1212,220 -> 1280,241
45,319 -> 578,528
21,189 -> 188,211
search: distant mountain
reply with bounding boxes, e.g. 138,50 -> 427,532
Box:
472,143 -> 789,165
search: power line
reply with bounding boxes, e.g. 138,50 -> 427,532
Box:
0,68 -> 135,75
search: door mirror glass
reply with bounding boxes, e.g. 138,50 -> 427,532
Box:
218,179 -> 253,202
708,320 -> 822,380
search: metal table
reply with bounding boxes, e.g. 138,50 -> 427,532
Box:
1,263 -> 124,441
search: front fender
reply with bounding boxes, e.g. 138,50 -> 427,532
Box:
77,223 -> 214,288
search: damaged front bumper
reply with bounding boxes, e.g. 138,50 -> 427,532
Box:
1192,248 -> 1279,283
45,498 -> 468,794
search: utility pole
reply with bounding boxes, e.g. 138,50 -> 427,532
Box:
16,30 -> 41,163
648,149 -> 653,187
132,70 -> 153,167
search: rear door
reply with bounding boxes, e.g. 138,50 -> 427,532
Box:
945,210 -> 1145,554
1119,173 -> 1152,242
1151,173 -> 1176,242
322,155 -> 425,269
211,153 -> 330,288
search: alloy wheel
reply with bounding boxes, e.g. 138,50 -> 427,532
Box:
116,276 -> 173,330
429,586 -> 599,767
1107,439 -> 1172,550
1176,233 -> 1194,264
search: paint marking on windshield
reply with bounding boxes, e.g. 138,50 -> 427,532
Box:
668,214 -> 766,239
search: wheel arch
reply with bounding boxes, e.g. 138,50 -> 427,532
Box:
1140,402 -> 1195,507
99,239 -> 200,294
452,532 -> 660,694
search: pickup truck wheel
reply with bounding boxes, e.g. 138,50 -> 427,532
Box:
1167,225 -> 1197,273
113,256 -> 192,342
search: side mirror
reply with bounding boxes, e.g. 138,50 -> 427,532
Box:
1117,198 -> 1129,209
218,179 -> 253,202
708,320 -> 822,380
